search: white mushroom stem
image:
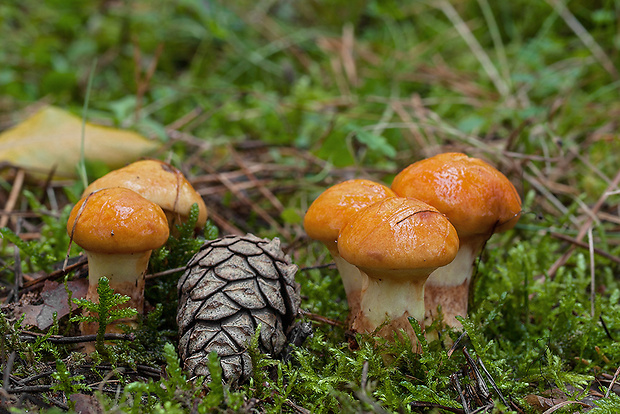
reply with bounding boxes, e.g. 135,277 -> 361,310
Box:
352,270 -> 429,346
326,244 -> 366,316
424,235 -> 488,330
82,250 -> 152,335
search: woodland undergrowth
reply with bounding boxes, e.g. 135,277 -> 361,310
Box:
0,0 -> 619,412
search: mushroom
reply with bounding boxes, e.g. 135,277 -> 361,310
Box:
391,152 -> 522,330
303,179 -> 396,317
337,197 -> 459,347
67,187 -> 170,334
83,159 -> 208,230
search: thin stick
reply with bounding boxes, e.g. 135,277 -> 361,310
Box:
523,173 -> 572,221
63,191 -> 98,270
462,349 -> 491,402
2,351 -> 16,398
340,23 -> 358,87
5,385 -> 54,394
588,227 -> 595,317
10,219 -> 23,302
202,207 -> 244,236
409,401 -> 465,414
541,400 -> 591,414
600,316 -> 614,340
438,0 -> 509,97
547,168 -> 620,278
299,263 -> 337,272
283,400 -> 313,414
21,255 -> 87,290
299,309 -> 344,327
78,59 -> 98,189
145,266 -> 185,280
230,147 -> 285,212
14,371 -> 55,386
605,365 -> 620,398
451,373 -> 471,414
545,0 -> 618,80
206,163 -> 291,239
391,100 -> 428,149
360,360 -> 369,394
0,169 -> 26,229
19,332 -> 134,344
477,356 -> 510,408
549,232 -> 620,265
133,42 -> 164,123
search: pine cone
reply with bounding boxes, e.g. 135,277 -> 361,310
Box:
177,234 -> 301,382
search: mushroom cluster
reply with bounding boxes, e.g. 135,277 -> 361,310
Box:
67,159 -> 207,335
303,152 -> 521,347
304,180 -> 459,348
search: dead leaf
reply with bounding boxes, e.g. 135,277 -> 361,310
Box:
70,393 -> 103,414
14,279 -> 88,329
0,106 -> 159,179
524,394 -> 556,411
525,386 -> 603,412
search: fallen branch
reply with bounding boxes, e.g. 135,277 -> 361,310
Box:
21,256 -> 88,291
18,332 -> 135,344
549,232 -> 620,265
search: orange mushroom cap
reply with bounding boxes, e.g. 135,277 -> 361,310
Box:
338,197 -> 459,276
67,187 -> 170,254
303,179 -> 396,248
83,159 -> 207,228
391,153 -> 521,238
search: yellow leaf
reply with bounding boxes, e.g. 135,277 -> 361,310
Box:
0,106 -> 160,179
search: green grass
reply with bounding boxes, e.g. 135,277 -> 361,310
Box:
0,0 -> 619,412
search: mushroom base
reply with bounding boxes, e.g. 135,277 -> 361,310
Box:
330,248 -> 365,321
424,235 -> 487,331
352,274 -> 426,351
81,251 -> 151,336
424,278 -> 470,340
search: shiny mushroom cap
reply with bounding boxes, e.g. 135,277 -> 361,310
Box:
338,197 -> 459,278
83,159 -> 208,228
391,152 -> 522,238
67,187 -> 170,254
303,179 -> 396,249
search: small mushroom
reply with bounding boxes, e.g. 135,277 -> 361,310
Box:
303,179 -> 396,317
391,152 -> 522,330
83,159 -> 208,229
337,197 -> 459,347
67,187 -> 170,334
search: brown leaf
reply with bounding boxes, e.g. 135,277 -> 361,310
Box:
0,106 -> 159,179
69,393 -> 103,414
14,279 -> 88,329
524,394 -> 556,411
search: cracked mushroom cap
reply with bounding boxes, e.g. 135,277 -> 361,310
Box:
391,153 -> 522,238
303,179 -> 396,249
338,197 -> 459,277
83,159 -> 208,228
67,187 -> 170,254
